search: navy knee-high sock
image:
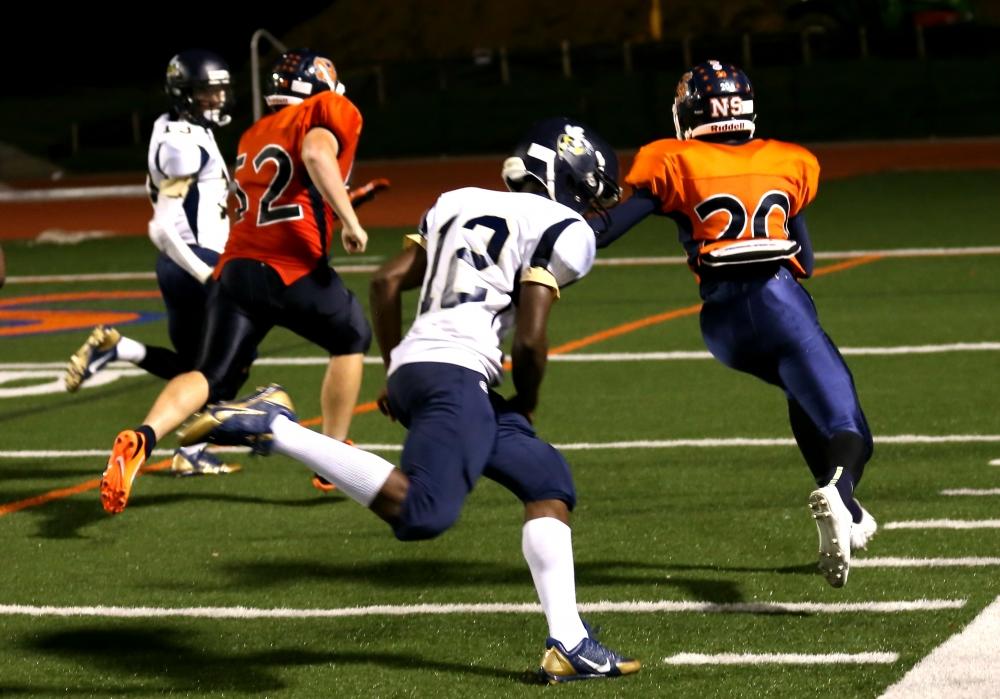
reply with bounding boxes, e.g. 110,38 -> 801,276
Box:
136,346 -> 188,381
824,431 -> 866,522
134,425 -> 157,458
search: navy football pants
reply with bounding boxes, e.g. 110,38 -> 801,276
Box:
386,362 -> 577,542
196,259 -> 371,402
153,247 -> 219,373
699,267 -> 873,462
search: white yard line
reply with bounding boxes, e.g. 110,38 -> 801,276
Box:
989,459 -> 1000,466
663,652 -> 898,665
939,488 -> 1000,496
879,596 -> 1000,699
884,520 -> 1000,529
4,342 -> 997,373
5,246 -> 1000,285
6,347 -> 999,398
853,557 -> 1000,568
4,435 -> 1000,460
596,247 -> 1000,267
0,184 -> 148,202
0,598 -> 963,620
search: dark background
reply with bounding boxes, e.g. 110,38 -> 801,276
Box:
4,0 -> 1000,176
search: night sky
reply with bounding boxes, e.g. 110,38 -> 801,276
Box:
13,4 -> 335,95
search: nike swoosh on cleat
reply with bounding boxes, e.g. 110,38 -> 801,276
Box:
577,656 -> 612,674
89,352 -> 115,373
213,408 -> 268,421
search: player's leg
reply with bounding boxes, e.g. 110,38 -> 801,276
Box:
699,274 -> 784,386
381,363 -> 494,539
320,354 -> 364,440
761,270 -> 875,585
64,325 -> 126,392
772,311 -> 873,509
100,262 -> 268,514
702,269 -> 872,586
280,265 -> 372,492
787,366 -> 877,549
155,248 -> 240,475
64,250 -> 215,392
484,407 -> 640,682
788,397 -> 834,484
151,249 -> 220,375
182,363 -> 495,541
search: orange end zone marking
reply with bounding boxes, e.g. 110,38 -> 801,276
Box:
0,255 -> 885,518
0,290 -> 163,337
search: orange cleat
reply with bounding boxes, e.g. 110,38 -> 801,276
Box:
100,430 -> 148,515
347,178 -> 390,209
311,474 -> 337,493
310,438 -> 353,493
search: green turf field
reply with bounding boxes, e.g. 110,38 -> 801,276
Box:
1,170 -> 998,697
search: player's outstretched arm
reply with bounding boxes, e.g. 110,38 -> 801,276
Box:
509,282 -> 559,421
591,188 -> 660,249
788,213 -> 815,278
369,244 -> 428,370
301,127 -> 367,254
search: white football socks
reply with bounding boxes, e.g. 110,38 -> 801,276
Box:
270,415 -> 394,506
115,335 -> 147,364
522,516 -> 588,649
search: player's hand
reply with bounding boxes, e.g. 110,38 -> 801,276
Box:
376,386 -> 395,421
348,178 -> 390,209
342,223 -> 368,254
504,394 -> 535,424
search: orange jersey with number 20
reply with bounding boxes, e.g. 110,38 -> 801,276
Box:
625,138 -> 819,277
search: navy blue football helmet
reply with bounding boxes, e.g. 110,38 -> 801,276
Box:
165,50 -> 233,128
673,60 -> 755,141
265,49 -> 345,110
502,117 -> 620,216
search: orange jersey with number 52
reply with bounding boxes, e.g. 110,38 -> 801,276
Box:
625,138 -> 819,276
221,91 -> 363,285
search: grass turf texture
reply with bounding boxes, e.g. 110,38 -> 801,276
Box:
0,170 -> 998,696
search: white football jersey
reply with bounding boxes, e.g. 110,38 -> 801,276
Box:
389,187 -> 596,384
145,113 -> 230,253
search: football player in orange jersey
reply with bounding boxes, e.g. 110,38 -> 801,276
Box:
98,49 -> 375,515
594,60 -> 876,589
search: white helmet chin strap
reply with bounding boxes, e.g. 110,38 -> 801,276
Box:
265,94 -> 304,108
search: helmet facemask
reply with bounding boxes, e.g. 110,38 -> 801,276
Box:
190,79 -> 233,127
165,51 -> 233,128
